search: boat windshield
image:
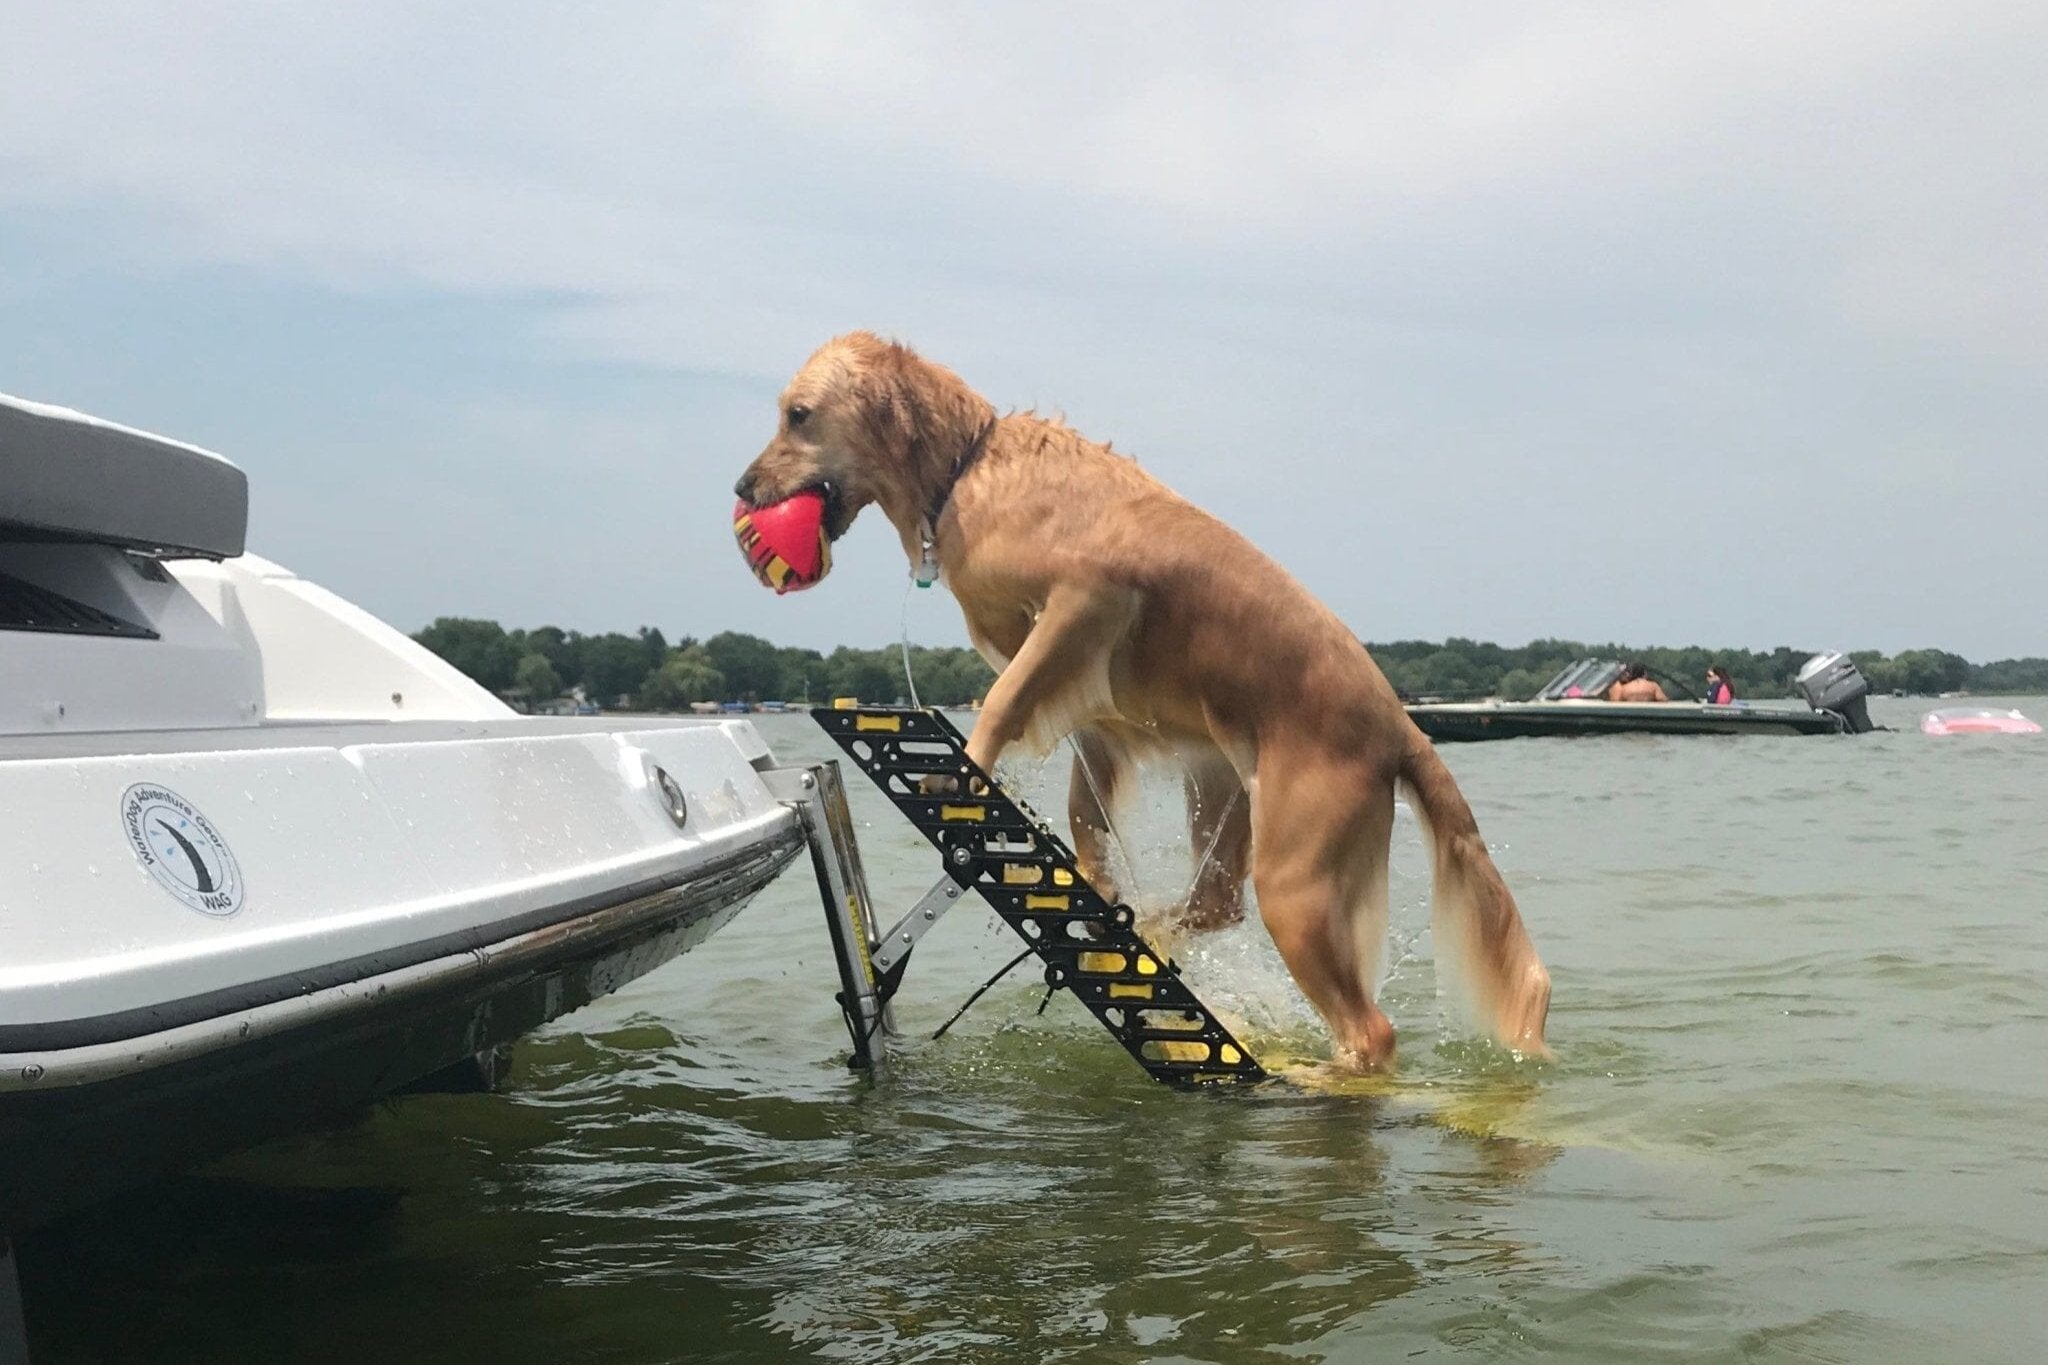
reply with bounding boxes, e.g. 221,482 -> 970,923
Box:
1536,660 -> 1623,700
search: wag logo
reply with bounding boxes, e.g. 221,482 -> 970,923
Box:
120,783 -> 245,917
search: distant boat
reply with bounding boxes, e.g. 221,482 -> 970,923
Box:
1406,655 -> 1875,742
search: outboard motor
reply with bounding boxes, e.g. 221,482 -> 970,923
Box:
1795,651 -> 1875,733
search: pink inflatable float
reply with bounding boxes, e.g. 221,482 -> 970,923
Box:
1920,706 -> 2043,736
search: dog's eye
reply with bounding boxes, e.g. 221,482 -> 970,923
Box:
787,405 -> 810,428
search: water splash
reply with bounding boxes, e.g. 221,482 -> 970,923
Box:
998,741 -> 1467,1063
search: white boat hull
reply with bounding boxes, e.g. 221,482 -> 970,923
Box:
0,716 -> 798,1055
0,393 -> 821,1241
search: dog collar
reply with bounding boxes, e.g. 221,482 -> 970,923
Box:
913,418 -> 995,589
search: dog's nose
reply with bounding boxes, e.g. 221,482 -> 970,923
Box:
733,473 -> 757,503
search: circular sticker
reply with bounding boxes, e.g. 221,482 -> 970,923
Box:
120,783 -> 245,917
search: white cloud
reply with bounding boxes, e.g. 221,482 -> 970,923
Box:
4,2 -> 2043,371
3,2 -> 2045,656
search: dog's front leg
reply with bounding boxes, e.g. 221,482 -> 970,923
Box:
965,585 -> 1138,779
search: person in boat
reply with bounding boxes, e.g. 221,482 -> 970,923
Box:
1604,662 -> 1669,702
1705,665 -> 1736,705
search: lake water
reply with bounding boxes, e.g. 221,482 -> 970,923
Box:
26,699 -> 2048,1363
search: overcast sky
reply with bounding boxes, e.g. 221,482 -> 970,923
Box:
3,4 -> 2042,660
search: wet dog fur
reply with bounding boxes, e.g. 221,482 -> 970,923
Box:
735,332 -> 1551,1067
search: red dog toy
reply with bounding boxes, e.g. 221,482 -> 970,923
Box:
733,491 -> 831,594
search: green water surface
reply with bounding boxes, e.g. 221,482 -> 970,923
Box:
27,700 -> 2048,1363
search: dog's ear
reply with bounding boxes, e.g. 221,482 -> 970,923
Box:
854,352 -> 917,462
857,384 -> 897,457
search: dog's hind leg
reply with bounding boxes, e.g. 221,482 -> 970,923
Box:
1249,749 -> 1397,1069
1067,726 -> 1130,902
1181,751 -> 1253,932
1398,742 -> 1551,1057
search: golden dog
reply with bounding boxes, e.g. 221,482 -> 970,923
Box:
735,332 -> 1551,1067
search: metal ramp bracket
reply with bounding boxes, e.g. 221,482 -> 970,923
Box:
871,873 -> 970,977
762,760 -> 895,1071
808,706 -> 1264,1089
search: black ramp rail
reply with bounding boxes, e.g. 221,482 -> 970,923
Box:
813,706 -> 1264,1088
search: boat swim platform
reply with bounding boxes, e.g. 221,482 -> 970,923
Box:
789,706 -> 1264,1089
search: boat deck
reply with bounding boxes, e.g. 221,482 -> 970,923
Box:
0,713 -> 775,762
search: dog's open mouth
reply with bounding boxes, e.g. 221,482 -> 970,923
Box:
804,480 -> 850,541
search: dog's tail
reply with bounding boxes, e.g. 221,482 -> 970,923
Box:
1397,740 -> 1552,1056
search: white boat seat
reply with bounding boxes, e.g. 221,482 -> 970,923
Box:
0,392 -> 248,558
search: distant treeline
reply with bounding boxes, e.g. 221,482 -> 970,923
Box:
411,617 -> 2048,710
410,618 -> 996,708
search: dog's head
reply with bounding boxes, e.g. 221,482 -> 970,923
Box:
732,332 -> 912,544
734,332 -> 991,545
